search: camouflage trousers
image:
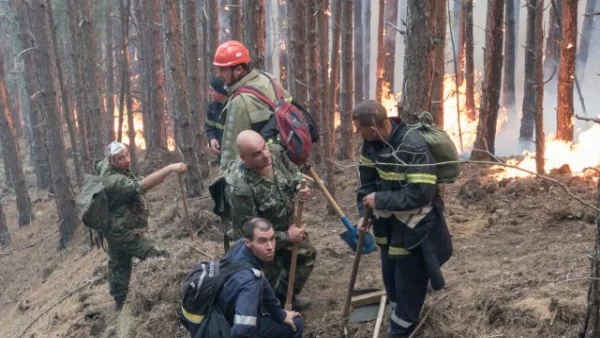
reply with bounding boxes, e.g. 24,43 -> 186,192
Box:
264,236 -> 317,306
105,233 -> 169,302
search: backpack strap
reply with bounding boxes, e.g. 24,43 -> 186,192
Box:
258,71 -> 286,101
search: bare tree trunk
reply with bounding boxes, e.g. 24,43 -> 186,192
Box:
400,0 -> 436,123
306,0 -> 321,164
375,0 -> 385,102
162,0 -> 203,196
330,0 -> 342,114
288,1 -> 307,103
279,2 -> 289,88
363,0 -> 371,99
340,0 -> 354,160
556,0 -> 576,142
457,1 -> 466,86
451,0 -> 461,68
431,1 -> 447,125
229,0 -> 242,41
464,0 -> 476,121
30,0 -> 79,248
471,0 -> 504,160
520,0 -> 537,144
47,0 -> 83,187
382,0 -> 398,97
105,4 -> 115,143
577,0 -> 598,81
242,0 -> 265,69
119,0 -> 138,174
151,0 -> 168,151
0,43 -> 33,227
317,0 -> 335,212
354,0 -> 364,102
183,0 -> 209,179
0,200 -> 9,247
535,0 -> 545,175
80,0 -> 105,161
12,0 -> 52,190
206,0 -> 219,80
502,0 -> 517,117
544,0 -> 562,76
133,0 -> 151,150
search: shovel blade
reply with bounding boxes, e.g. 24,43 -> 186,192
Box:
340,230 -> 376,254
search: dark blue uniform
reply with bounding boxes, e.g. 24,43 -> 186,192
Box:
205,101 -> 226,146
216,243 -> 303,338
357,118 -> 453,338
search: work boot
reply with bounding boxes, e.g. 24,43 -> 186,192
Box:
292,296 -> 312,311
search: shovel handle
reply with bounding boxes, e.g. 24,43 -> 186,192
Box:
285,180 -> 307,310
178,174 -> 194,241
372,295 -> 387,338
306,168 -> 345,218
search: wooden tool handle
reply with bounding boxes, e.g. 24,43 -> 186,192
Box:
178,174 -> 194,241
372,295 -> 387,338
285,179 -> 307,310
307,167 -> 345,218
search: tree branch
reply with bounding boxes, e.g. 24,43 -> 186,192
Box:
575,115 -> 600,124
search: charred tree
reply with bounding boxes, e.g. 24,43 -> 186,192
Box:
520,0 -> 537,144
544,0 -> 562,76
534,0 -> 545,175
306,0 -> 321,164
288,1 -> 307,103
363,0 -> 371,98
375,0 -> 385,102
577,0 -> 598,81
11,0 -> 52,190
502,0 -> 517,117
464,0 -> 476,121
556,0 -> 576,142
431,1 -> 447,125
471,0 -> 504,160
163,0 -> 203,196
229,0 -> 242,41
400,0 -> 436,123
105,5 -> 116,143
0,43 -> 33,227
339,0 -> 354,160
242,0 -> 265,69
119,0 -> 138,174
30,0 -> 79,248
354,0 -> 364,102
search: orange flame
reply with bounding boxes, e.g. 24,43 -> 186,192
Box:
111,101 -> 175,152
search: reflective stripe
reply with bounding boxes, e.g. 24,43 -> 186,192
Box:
388,246 -> 411,256
406,173 -> 437,184
391,312 -> 413,328
375,236 -> 388,245
359,155 -> 375,168
359,155 -> 438,183
234,314 -> 257,326
181,306 -> 204,324
205,119 -> 224,130
376,169 -> 406,181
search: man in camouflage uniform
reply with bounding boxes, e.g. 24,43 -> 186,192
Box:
224,130 -> 315,311
96,141 -> 187,310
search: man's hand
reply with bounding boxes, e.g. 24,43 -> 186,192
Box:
297,184 -> 311,202
287,224 -> 305,244
362,192 -> 376,209
357,216 -> 373,235
283,310 -> 302,331
170,162 -> 188,174
209,139 -> 221,155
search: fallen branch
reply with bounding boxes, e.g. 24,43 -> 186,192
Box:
0,229 -> 59,256
182,242 -> 212,259
408,294 -> 448,338
575,115 -> 600,124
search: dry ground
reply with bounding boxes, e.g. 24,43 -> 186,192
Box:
0,148 -> 598,338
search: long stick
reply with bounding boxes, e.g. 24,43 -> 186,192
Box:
178,173 -> 194,240
307,167 -> 345,218
285,179 -> 307,311
372,295 -> 387,338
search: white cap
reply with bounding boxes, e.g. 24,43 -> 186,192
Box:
106,141 -> 127,158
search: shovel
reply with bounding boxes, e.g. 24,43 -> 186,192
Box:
305,168 -> 375,254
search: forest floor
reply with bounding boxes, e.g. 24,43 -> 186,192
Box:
0,145 -> 598,338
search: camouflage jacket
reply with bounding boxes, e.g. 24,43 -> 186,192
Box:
94,159 -> 149,237
224,144 -> 302,248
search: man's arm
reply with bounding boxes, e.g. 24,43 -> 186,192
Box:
231,273 -> 262,338
261,276 -> 287,323
357,147 -> 378,217
219,97 -> 252,172
140,163 -> 186,192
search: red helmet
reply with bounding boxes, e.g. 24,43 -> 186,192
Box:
213,40 -> 251,67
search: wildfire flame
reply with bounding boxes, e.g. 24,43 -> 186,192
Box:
111,102 -> 175,152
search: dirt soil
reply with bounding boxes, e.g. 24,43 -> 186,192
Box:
0,148 -> 598,338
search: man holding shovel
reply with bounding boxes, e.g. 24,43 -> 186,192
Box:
223,130 -> 315,311
353,101 -> 453,338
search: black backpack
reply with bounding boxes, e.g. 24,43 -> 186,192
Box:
179,255 -> 251,338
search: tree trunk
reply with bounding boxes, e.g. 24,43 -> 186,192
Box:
340,0 -> 354,160
80,0 -> 105,161
502,0 -> 517,117
133,0 -> 151,150
183,0 -> 209,179
520,0 -> 537,144
150,0 -> 168,151
0,43 -> 33,227
535,0 -> 545,175
556,0 -> 576,142
48,0 -> 83,187
471,0 -> 504,160
582,175 -> 600,337
431,1 -> 447,125
451,0 -> 461,68
375,0 -> 385,102
279,2 -> 289,88
354,0 -> 364,102
464,0 -> 476,121
317,0 -> 335,212
288,1 -> 307,103
206,0 -> 219,81
0,200 -> 9,247
242,0 -> 265,69
229,0 -> 242,41
382,0 -> 398,97
363,0 -> 371,99
105,3 -> 116,144
544,0 -> 562,75
29,0 -> 79,248
11,0 -> 52,190
400,0 -> 436,123
66,0 -> 90,171
119,0 -> 138,174
457,0 -> 466,86
577,0 -> 597,81
330,0 -> 342,114
306,0 -> 321,164
162,0 -> 203,196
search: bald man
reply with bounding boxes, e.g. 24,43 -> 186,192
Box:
223,130 -> 316,311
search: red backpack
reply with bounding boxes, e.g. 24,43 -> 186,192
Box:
231,73 -> 318,166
